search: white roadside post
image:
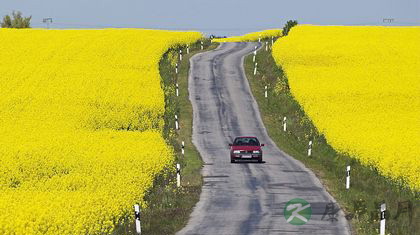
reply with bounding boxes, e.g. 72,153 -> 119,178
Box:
265,41 -> 268,51
176,83 -> 179,97
264,86 -> 268,98
134,204 -> 141,234
253,45 -> 257,63
254,63 -> 258,75
308,140 -> 312,157
179,49 -> 182,61
258,35 -> 261,42
346,166 -> 351,190
175,63 -> 178,74
175,115 -> 179,130
283,117 -> 287,132
201,41 -> 204,50
271,36 -> 274,47
176,163 -> 181,187
380,203 -> 386,235
187,45 -> 190,54
181,141 -> 185,156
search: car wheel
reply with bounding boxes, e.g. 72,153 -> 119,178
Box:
231,158 -> 235,163
258,157 -> 263,163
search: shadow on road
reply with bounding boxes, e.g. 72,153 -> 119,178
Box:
231,160 -> 266,164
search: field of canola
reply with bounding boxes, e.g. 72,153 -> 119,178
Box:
272,25 -> 420,191
212,29 -> 281,42
0,29 -> 202,234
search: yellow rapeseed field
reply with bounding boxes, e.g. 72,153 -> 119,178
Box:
273,25 -> 420,191
212,29 -> 281,42
0,29 -> 202,234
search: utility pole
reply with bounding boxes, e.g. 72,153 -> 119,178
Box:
43,18 -> 53,29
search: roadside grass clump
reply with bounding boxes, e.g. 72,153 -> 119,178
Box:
116,39 -> 217,235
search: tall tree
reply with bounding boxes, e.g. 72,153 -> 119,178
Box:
283,20 -> 298,36
1,11 -> 32,28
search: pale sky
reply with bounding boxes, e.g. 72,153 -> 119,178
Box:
1,0 -> 419,36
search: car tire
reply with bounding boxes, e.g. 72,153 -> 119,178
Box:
258,157 -> 263,163
231,158 -> 235,163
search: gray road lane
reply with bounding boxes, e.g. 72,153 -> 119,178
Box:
177,42 -> 351,235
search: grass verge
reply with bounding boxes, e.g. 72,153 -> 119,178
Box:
114,40 -> 218,235
245,40 -> 419,235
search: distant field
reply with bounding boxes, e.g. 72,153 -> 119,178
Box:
273,25 -> 420,191
0,29 -> 202,234
212,29 -> 281,42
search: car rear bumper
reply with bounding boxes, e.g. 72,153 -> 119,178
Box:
231,154 -> 262,159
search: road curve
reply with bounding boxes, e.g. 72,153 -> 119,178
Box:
177,42 -> 351,235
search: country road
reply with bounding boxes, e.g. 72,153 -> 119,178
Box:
177,42 -> 351,235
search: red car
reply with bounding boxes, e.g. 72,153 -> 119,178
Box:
229,136 -> 264,163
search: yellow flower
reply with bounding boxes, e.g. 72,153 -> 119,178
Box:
212,29 -> 282,42
0,28 -> 202,234
272,25 -> 420,191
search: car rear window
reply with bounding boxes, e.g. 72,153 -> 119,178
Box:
233,137 -> 260,146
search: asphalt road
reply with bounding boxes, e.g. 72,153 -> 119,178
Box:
177,42 -> 351,235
